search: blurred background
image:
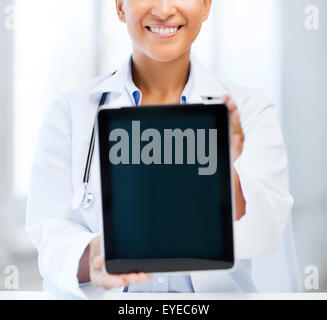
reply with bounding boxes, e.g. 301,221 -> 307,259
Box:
0,0 -> 326,292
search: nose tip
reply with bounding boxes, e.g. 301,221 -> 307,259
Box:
151,0 -> 177,20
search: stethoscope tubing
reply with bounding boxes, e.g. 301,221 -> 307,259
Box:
83,92 -> 108,184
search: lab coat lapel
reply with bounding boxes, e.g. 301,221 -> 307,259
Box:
107,92 -> 133,108
188,55 -> 229,103
91,56 -> 133,108
91,61 -> 126,96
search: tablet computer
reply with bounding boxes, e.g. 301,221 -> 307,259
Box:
97,103 -> 235,275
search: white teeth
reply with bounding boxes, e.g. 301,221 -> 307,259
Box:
150,27 -> 178,35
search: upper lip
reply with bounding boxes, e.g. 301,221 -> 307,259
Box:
146,24 -> 183,28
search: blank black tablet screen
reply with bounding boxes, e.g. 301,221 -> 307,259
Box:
97,104 -> 234,273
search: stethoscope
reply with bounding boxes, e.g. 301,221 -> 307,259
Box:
71,90 -> 110,210
71,77 -> 221,210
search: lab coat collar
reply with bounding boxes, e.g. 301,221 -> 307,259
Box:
91,53 -> 228,101
189,54 -> 228,101
91,57 -> 128,95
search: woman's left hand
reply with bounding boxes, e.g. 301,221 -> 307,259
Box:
224,95 -> 246,220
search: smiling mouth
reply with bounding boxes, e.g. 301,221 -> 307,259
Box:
145,25 -> 184,37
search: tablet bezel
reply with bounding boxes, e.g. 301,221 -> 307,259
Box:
96,103 -> 236,275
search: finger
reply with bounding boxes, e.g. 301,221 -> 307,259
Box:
92,271 -> 128,289
120,273 -> 150,284
89,236 -> 101,261
91,271 -> 153,290
223,94 -> 230,104
140,272 -> 154,280
119,272 -> 152,279
231,111 -> 243,136
91,255 -> 103,271
223,94 -> 236,112
99,273 -> 149,289
232,134 -> 244,147
118,272 -> 154,287
230,109 -> 240,128
226,99 -> 237,113
93,273 -> 126,289
231,134 -> 244,160
134,272 -> 153,281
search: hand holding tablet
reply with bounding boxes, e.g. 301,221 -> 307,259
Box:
88,236 -> 153,290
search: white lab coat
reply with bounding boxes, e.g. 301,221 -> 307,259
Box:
26,55 -> 294,299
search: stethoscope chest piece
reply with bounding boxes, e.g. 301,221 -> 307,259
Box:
71,183 -> 93,210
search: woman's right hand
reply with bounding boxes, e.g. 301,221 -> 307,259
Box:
89,236 -> 153,289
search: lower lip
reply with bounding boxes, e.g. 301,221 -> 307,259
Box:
146,26 -> 183,39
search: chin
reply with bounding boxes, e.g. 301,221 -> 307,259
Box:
144,46 -> 190,63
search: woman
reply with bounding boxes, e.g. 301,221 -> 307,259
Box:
26,0 -> 293,299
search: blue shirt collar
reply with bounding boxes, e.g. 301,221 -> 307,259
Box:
124,56 -> 142,106
124,55 -> 195,106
